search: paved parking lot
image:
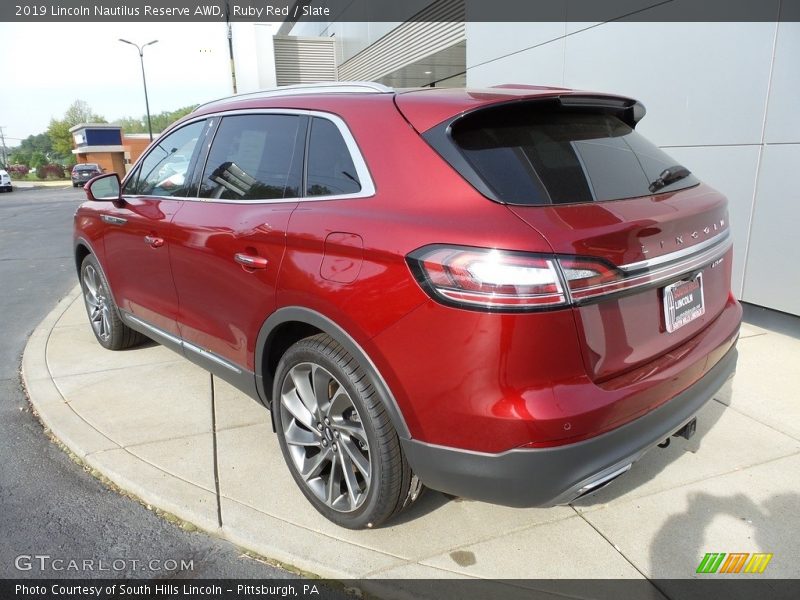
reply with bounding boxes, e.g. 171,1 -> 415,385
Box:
1,187 -> 290,579
23,288 -> 800,592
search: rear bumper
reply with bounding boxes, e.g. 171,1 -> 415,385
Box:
402,343 -> 738,507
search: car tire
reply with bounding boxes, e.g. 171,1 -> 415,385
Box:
273,333 -> 419,529
79,254 -> 146,350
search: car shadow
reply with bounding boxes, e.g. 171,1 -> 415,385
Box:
570,385 -> 729,508
125,337 -> 158,351
391,380 -> 733,524
385,486 -> 453,525
741,302 -> 800,340
648,491 -> 799,596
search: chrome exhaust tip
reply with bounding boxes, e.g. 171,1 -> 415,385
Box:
574,463 -> 632,500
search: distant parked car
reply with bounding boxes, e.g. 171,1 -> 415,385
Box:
71,164 -> 103,187
0,169 -> 12,192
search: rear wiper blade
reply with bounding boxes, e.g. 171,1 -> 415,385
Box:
649,165 -> 691,193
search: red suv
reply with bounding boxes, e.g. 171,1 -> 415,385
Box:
74,83 -> 740,529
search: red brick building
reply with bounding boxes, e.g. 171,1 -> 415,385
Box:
70,124 -> 155,178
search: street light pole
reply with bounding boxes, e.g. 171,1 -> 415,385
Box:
119,39 -> 158,141
225,1 -> 237,94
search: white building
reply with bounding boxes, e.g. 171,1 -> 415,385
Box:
234,4 -> 799,317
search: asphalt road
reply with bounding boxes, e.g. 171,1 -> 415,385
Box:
0,187 -> 294,579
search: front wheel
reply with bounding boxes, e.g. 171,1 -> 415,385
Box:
79,254 -> 146,350
273,334 -> 419,529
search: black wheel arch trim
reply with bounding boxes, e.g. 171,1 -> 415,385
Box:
74,236 -> 97,273
74,237 -> 121,312
255,306 -> 411,440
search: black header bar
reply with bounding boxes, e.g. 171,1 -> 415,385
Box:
2,0 -> 799,23
3,579 -> 800,600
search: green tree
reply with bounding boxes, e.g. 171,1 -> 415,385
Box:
9,132 -> 55,166
112,105 -> 197,134
114,116 -> 146,133
8,148 -> 31,166
47,119 -> 74,157
47,100 -> 106,159
63,100 -> 106,126
29,151 -> 48,169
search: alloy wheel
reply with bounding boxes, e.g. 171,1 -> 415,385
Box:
279,362 -> 371,513
82,264 -> 111,343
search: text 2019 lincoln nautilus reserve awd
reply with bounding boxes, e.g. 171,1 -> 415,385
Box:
73,82 -> 740,529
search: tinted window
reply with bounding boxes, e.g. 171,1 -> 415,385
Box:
199,115 -> 304,201
306,118 -> 361,197
121,165 -> 140,196
451,108 -> 698,205
128,121 -> 204,197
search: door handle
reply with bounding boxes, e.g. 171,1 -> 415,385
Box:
144,235 -> 164,248
234,253 -> 268,269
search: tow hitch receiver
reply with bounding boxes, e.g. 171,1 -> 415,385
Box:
673,418 -> 697,440
658,418 -> 698,449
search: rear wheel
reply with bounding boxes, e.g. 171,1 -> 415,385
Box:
273,334 -> 418,529
79,254 -> 146,350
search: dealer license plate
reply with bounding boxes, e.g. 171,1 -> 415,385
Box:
663,273 -> 705,333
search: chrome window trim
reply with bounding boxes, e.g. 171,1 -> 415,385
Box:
619,228 -> 730,274
124,108 -> 376,205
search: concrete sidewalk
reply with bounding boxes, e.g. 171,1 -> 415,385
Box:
9,180 -> 72,189
22,287 -> 800,592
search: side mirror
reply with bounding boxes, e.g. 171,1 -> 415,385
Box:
85,173 -> 121,202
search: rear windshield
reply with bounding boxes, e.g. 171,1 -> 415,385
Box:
75,165 -> 98,171
450,107 -> 698,205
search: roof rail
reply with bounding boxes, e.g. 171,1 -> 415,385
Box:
194,81 -> 395,113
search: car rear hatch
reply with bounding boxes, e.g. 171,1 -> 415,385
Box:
402,90 -> 733,382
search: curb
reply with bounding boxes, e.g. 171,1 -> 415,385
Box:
25,288 -> 798,589
22,288 -> 223,540
10,183 -> 73,190
21,289 -> 443,589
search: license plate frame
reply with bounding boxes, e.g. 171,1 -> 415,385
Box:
663,273 -> 705,333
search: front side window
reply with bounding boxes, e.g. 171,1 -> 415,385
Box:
306,118 -> 361,197
127,120 -> 205,197
199,114 -> 304,201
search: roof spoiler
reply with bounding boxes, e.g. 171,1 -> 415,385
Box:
489,84 -> 645,126
557,94 -> 646,126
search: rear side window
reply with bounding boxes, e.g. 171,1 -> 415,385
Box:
450,107 -> 698,205
199,114 -> 305,201
306,118 -> 361,197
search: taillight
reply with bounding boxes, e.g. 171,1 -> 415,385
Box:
558,256 -> 626,303
408,234 -> 730,311
407,246 -> 630,311
407,245 -> 566,310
